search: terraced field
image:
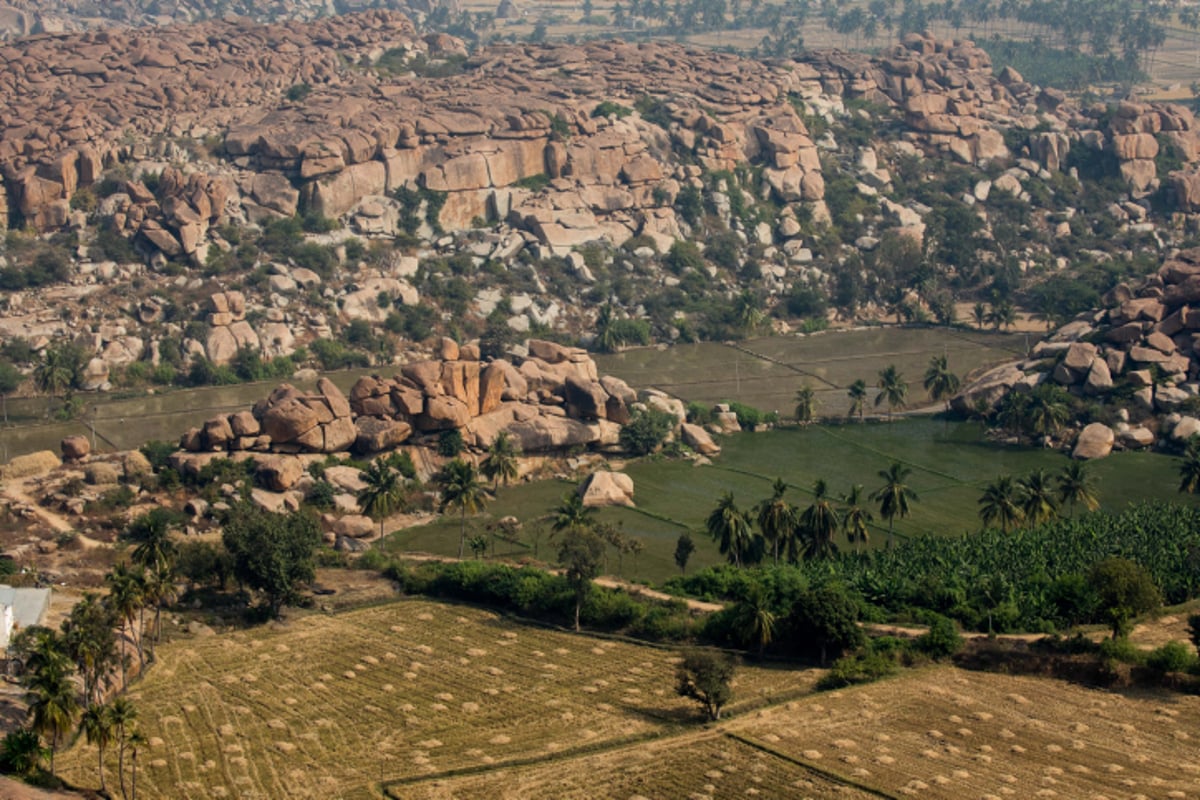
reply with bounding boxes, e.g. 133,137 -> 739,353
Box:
55,600 -> 817,799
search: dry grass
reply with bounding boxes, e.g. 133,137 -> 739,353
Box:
56,600 -> 816,799
728,665 -> 1200,799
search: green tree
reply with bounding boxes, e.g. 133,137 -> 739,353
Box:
675,649 -> 736,721
126,508 -> 181,574
552,491 -> 597,537
674,532 -> 696,575
874,364 -> 907,421
733,289 -> 765,333
558,527 -> 606,631
847,379 -> 868,422
870,462 -> 917,548
1180,436 -> 1200,494
1019,469 -> 1058,526
222,504 -> 321,618
754,478 -> 795,565
26,659 -> 78,776
109,696 -> 136,800
81,702 -> 114,794
794,385 -> 817,423
1027,385 -> 1070,440
787,584 -> 865,665
841,484 -> 873,553
736,587 -> 777,657
141,564 -> 178,651
1058,461 -> 1100,514
0,361 -> 21,424
922,354 -> 960,410
618,407 -> 675,456
60,592 -> 118,708
798,479 -> 841,560
33,343 -> 81,398
127,726 -> 148,800
972,302 -> 987,329
593,303 -> 621,353
978,475 -> 1025,533
439,459 -> 489,560
706,492 -> 757,568
1088,556 -> 1161,639
0,729 -> 46,776
481,431 -> 520,490
104,563 -> 143,684
358,458 -> 408,538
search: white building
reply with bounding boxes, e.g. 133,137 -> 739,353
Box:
0,585 -> 51,648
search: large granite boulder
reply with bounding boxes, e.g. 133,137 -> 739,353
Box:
1072,423 -> 1114,460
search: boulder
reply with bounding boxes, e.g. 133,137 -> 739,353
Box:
84,462 -> 121,486
61,435 -> 90,461
680,423 -> 721,455
333,515 -> 376,538
256,455 -> 304,491
229,411 -> 261,437
1119,426 -> 1155,449
479,363 -> 507,415
320,417 -> 359,452
564,376 -> 609,420
317,377 -> 352,418
1171,415 -> 1200,442
508,414 -> 597,452
354,417 -> 412,453
202,416 -> 235,449
1083,359 -> 1113,395
324,466 -> 368,494
578,470 -> 635,507
417,395 -> 471,431
1072,423 -> 1114,460
261,398 -> 320,443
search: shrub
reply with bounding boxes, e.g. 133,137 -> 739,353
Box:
437,429 -> 464,457
915,614 -> 964,659
817,648 -> 900,690
1147,641 -> 1196,674
618,408 -> 676,456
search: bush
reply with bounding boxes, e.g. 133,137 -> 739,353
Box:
1147,641 -> 1197,674
437,429 -> 464,457
817,648 -> 900,690
618,408 -> 676,456
915,614 -> 964,659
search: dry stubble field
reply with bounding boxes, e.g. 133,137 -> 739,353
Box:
55,599 -> 818,800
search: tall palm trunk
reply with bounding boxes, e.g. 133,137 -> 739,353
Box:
97,741 -> 106,794
457,507 -> 467,559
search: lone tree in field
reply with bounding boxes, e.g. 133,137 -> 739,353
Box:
1088,557 -> 1161,640
922,354 -> 960,410
875,364 -> 907,421
847,379 -> 867,422
222,504 -> 321,618
675,649 -> 736,721
358,457 -> 409,538
440,458 -> 489,559
481,430 -> 520,490
558,527 -> 605,631
674,532 -> 695,575
794,385 -> 817,423
871,462 -> 917,548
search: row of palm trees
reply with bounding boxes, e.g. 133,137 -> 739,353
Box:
977,462 -> 1100,532
705,462 -> 920,565
794,356 -> 961,424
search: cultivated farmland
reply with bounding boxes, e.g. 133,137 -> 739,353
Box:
55,600 -> 816,799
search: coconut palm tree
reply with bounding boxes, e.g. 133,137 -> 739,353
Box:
358,458 -> 408,538
972,302 -> 987,329
141,564 -> 178,651
923,354 -> 960,411
841,484 -> 873,553
1019,469 -> 1058,526
739,587 -> 776,658
754,478 -> 795,565
127,508 -> 178,574
1026,385 -> 1070,440
706,492 -> 756,568
109,696 -> 136,800
847,379 -> 868,422
734,289 -> 765,333
870,462 -> 918,548
1057,461 -> 1100,514
1181,437 -> 1200,495
26,664 -> 78,777
551,490 -> 597,536
481,431 -> 520,490
978,475 -> 1025,533
81,702 -> 114,794
439,458 -> 489,559
794,385 -> 817,423
874,364 -> 907,421
594,303 -> 620,353
105,563 -> 144,685
798,479 -> 841,559
127,727 -> 148,800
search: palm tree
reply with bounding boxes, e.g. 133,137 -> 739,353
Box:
481,431 -> 520,490
875,364 -> 907,421
1019,469 -> 1058,526
1180,437 -> 1200,494
706,492 -> 756,568
1026,386 -> 1070,440
846,379 -> 868,422
1057,461 -> 1100,514
734,289 -> 765,333
754,478 -> 795,564
870,462 -> 918,548
551,491 -> 597,536
358,458 -> 408,538
141,564 -> 178,651
594,303 -> 620,353
105,563 -> 143,685
439,458 -> 489,559
127,509 -> 178,574
739,587 -> 776,657
794,385 -> 817,423
798,479 -> 841,559
27,674 -> 77,777
923,354 -> 960,411
972,302 -> 987,329
109,696 -> 137,800
33,344 -> 77,398
978,475 -> 1025,533
127,727 -> 148,800
841,484 -> 873,553
81,702 -> 114,794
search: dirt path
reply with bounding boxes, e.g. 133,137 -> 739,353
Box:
1,478 -> 74,534
864,622 -> 1049,643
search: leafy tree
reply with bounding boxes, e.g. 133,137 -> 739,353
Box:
674,532 -> 696,575
754,478 -> 795,565
481,431 -> 520,490
841,484 -> 873,553
706,492 -> 757,568
1019,469 -> 1058,526
81,702 -> 114,794
558,527 -> 606,631
874,364 -> 907,421
797,479 -> 841,560
1180,436 -> 1200,495
618,407 -> 675,456
786,584 -> 865,665
675,649 -> 736,721
222,505 -> 321,618
733,290 -> 765,333
793,385 -> 817,423
972,302 -> 987,329
0,361 -> 21,424
922,354 -> 960,410
593,303 -> 621,353
978,475 -> 1025,533
437,429 -> 464,457
1058,461 -> 1100,514
439,459 -> 489,559
0,729 -> 46,776
358,458 -> 409,537
847,379 -> 868,422
127,726 -> 148,800
1088,557 -> 1161,639
916,614 -> 964,659
870,462 -> 917,548
60,592 -> 118,708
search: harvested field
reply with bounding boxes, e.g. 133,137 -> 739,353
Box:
728,666 -> 1200,799
56,600 -> 817,799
